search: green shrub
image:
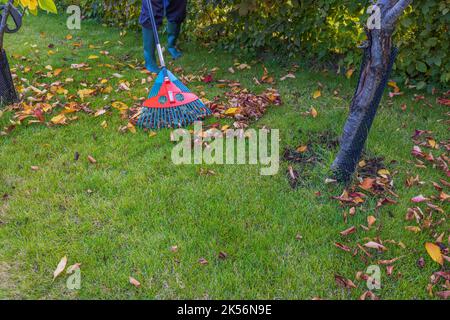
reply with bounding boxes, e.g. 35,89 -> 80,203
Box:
60,0 -> 450,87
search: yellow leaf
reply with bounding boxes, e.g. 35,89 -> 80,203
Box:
127,122 -> 136,134
425,242 -> 443,265
51,114 -> 67,125
66,34 -> 73,40
77,89 -> 95,100
112,101 -> 129,111
377,169 -> 390,176
101,120 -> 108,129
224,107 -> 239,116
296,145 -> 308,153
313,90 -> 321,99
310,107 -> 318,118
346,68 -> 354,79
88,55 -> 99,60
53,68 -> 62,76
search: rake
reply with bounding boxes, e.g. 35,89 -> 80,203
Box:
137,0 -> 211,129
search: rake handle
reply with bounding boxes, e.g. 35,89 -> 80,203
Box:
0,0 -> 13,51
144,0 -> 166,68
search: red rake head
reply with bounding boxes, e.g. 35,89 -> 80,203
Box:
143,77 -> 199,108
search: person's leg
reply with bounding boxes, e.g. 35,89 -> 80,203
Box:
166,0 -> 187,59
140,0 -> 164,72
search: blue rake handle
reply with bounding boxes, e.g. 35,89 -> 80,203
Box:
144,0 -> 167,74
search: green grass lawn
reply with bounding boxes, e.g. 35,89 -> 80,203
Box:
0,14 -> 448,300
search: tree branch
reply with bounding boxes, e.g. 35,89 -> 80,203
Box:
383,0 -> 413,28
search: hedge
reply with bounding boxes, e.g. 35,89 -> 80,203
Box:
59,0 -> 449,87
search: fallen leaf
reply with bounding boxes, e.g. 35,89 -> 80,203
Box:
405,226 -> 421,233
87,155 -> 97,164
129,277 -> 141,287
313,90 -> 321,99
411,195 -> 429,203
53,256 -> 67,279
367,215 -> 376,228
340,226 -> 356,237
364,241 -> 387,251
436,291 -> 450,299
51,113 -> 67,125
334,274 -> 356,289
425,242 -> 444,265
66,263 -> 81,274
334,242 -> 351,252
360,178 -> 375,190
345,68 -> 355,79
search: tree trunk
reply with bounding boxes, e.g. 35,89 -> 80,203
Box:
331,0 -> 413,182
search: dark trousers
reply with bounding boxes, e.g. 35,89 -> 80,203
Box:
140,0 -> 187,28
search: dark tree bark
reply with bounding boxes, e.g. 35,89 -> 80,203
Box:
331,0 -> 413,182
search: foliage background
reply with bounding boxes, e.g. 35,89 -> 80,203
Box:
59,0 -> 449,87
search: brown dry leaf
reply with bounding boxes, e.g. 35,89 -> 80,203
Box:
367,216 -> 376,228
66,263 -> 81,274
405,226 -> 421,233
359,178 -> 375,191
87,155 -> 97,164
364,241 -> 387,251
436,291 -> 450,299
425,242 -> 444,265
170,245 -> 178,253
359,291 -> 379,300
31,166 -> 39,171
127,122 -> 136,134
129,277 -> 141,288
53,256 -> 67,280
199,258 -> 208,265
386,265 -> 394,276
218,251 -> 228,260
334,242 -> 351,252
340,226 -> 356,237
334,274 -> 356,289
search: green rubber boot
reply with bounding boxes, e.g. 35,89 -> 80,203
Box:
142,27 -> 160,73
167,22 -> 182,60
